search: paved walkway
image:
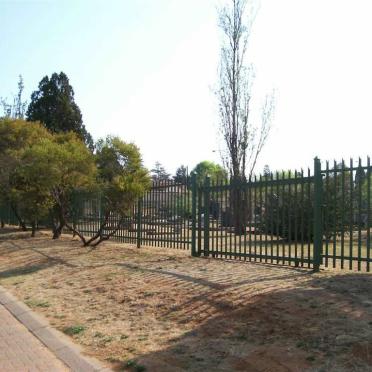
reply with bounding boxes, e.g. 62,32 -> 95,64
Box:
0,304 -> 68,371
0,287 -> 109,372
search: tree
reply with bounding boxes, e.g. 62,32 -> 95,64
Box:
26,72 -> 94,149
174,165 -> 188,184
70,136 -> 151,247
1,75 -> 27,119
362,173 -> 372,224
192,161 -> 227,187
217,0 -> 274,180
151,161 -> 170,182
10,137 -> 58,236
262,166 -> 355,242
217,0 -> 275,234
47,132 -> 97,238
263,164 -> 271,179
0,119 -> 96,237
0,118 -> 52,231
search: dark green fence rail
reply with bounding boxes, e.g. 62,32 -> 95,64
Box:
1,156 -> 371,272
0,203 -> 19,226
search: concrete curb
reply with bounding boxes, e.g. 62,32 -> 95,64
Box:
0,286 -> 110,372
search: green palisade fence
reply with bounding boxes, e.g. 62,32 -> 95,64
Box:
196,165 -> 316,268
0,203 -> 19,227
322,157 -> 371,271
69,179 -> 192,249
196,156 -> 371,272
0,156 -> 371,272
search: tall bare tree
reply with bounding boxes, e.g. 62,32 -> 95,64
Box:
1,75 -> 27,119
217,0 -> 274,181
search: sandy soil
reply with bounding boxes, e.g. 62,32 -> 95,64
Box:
0,227 -> 371,372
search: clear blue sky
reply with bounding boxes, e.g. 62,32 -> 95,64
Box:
1,0 -> 371,175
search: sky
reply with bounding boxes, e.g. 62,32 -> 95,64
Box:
0,0 -> 371,175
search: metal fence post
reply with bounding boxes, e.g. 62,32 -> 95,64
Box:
137,198 -> 142,248
191,172 -> 197,256
313,157 -> 323,272
204,176 -> 210,257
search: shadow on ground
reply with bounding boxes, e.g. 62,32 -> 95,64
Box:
0,228 -> 371,372
117,272 -> 372,372
0,232 -> 78,279
0,227 -> 31,240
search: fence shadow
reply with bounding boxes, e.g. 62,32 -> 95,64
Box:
115,272 -> 372,372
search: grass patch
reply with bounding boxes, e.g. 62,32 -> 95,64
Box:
63,325 -> 86,335
25,299 -> 50,308
126,360 -> 146,372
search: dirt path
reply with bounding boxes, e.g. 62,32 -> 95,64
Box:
0,229 -> 371,371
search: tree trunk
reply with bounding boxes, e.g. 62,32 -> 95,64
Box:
83,212 -> 110,246
31,221 -> 36,237
90,217 -> 124,247
1,220 -> 4,228
52,226 -> 62,239
10,203 -> 27,231
232,179 -> 245,236
52,206 -> 66,239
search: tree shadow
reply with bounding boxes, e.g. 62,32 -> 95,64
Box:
0,227 -> 23,234
0,228 -> 30,240
0,261 -> 55,279
117,273 -> 372,372
0,239 -> 78,280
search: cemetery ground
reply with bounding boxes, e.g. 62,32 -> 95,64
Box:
0,228 -> 371,372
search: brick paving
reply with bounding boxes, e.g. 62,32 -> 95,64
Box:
0,304 -> 68,372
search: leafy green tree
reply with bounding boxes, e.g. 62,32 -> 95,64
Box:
26,72 -> 94,149
45,132 -> 97,238
0,119 -> 96,237
192,161 -> 227,187
174,165 -> 188,184
11,138 -> 58,236
71,136 -> 151,247
0,118 -> 52,231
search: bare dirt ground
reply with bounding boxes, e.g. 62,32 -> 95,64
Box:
0,227 -> 371,372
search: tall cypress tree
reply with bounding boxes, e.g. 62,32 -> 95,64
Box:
26,72 -> 93,149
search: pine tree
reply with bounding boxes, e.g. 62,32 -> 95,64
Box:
26,72 -> 93,149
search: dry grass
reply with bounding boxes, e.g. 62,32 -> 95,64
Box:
0,227 -> 371,371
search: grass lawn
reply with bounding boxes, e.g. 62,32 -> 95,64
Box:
0,227 -> 371,371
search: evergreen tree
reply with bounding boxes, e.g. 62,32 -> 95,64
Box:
151,161 -> 170,182
26,72 -> 93,149
263,164 -> 271,179
174,165 -> 188,184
